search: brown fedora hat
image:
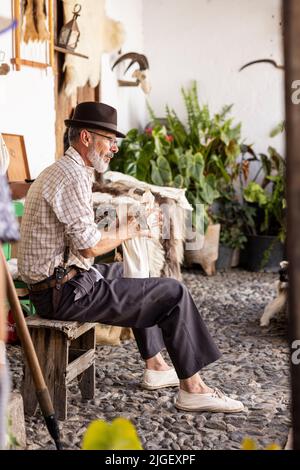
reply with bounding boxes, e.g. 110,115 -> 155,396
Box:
64,101 -> 125,138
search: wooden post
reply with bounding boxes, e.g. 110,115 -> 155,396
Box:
13,0 -> 21,71
284,0 -> 300,451
22,327 -> 68,420
48,0 -> 55,71
77,328 -> 96,400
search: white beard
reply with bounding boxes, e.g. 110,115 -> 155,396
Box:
88,149 -> 110,173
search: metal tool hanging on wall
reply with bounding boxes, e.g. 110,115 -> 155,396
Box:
112,52 -> 151,94
239,59 -> 284,72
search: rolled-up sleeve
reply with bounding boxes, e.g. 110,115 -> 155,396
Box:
49,180 -> 101,250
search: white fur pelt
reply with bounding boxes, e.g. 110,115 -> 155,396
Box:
92,177 -> 187,281
63,0 -> 125,96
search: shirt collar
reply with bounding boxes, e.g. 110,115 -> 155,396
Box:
65,146 -> 95,175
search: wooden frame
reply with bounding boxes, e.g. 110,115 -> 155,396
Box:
11,0 -> 54,71
2,133 -> 30,182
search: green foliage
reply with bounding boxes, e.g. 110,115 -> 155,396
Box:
213,189 -> 255,250
243,146 -> 286,242
6,416 -> 19,450
111,81 -> 243,231
82,418 -> 143,450
219,225 -> 247,250
244,182 -> 268,206
111,85 -> 286,249
269,121 -> 285,138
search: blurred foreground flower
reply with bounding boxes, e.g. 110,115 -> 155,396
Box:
242,437 -> 281,450
82,417 -> 143,450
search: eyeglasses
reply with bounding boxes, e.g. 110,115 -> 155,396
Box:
88,130 -> 118,148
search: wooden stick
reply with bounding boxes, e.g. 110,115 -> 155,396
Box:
0,248 -> 53,412
0,247 -> 62,448
48,0 -> 55,70
13,0 -> 21,71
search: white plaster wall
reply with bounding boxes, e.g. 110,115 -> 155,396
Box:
0,0 -> 285,179
0,0 -> 55,178
142,0 -> 285,156
101,0 -> 147,134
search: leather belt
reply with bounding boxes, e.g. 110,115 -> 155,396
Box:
28,268 -> 79,292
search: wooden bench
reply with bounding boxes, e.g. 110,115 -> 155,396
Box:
22,317 -> 97,420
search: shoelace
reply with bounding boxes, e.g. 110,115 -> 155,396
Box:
212,387 -> 227,400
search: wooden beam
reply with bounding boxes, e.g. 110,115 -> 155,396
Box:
48,0 -> 55,70
13,0 -> 21,71
66,349 -> 95,384
284,0 -> 300,451
11,58 -> 49,69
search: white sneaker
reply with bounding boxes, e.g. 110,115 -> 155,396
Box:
141,368 -> 180,390
175,388 -> 244,413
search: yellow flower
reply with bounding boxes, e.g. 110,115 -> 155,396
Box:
265,443 -> 281,450
82,417 -> 143,450
241,438 -> 257,450
241,437 -> 281,450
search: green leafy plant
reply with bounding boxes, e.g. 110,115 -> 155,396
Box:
243,146 -> 286,242
6,416 -> 19,450
219,225 -> 247,250
212,188 -> 255,250
111,81 -> 244,231
82,417 -> 143,450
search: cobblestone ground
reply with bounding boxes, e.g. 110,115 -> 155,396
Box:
7,269 -> 291,450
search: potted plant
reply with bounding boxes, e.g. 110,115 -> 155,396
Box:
111,82 -> 244,274
240,145 -> 286,271
213,190 -> 251,270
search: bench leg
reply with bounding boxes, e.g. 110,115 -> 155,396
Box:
22,328 -> 68,420
52,331 -> 68,420
22,354 -> 38,416
77,328 -> 95,400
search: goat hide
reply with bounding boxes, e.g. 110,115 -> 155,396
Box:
63,0 -> 125,97
92,179 -> 187,281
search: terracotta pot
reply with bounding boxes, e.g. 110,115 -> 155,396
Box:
185,224 -> 220,275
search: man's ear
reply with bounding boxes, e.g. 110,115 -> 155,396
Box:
81,129 -> 90,147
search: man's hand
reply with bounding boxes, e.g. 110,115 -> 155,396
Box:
123,215 -> 150,240
123,206 -> 161,241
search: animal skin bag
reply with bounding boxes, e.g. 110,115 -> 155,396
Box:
122,190 -> 159,278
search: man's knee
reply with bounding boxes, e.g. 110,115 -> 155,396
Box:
163,278 -> 188,301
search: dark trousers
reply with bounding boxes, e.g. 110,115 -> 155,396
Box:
30,263 -> 221,379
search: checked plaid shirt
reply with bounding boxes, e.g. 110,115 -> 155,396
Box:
18,147 -> 101,284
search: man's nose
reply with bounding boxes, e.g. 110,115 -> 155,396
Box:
111,143 -> 119,153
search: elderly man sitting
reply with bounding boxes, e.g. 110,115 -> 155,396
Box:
18,101 -> 244,413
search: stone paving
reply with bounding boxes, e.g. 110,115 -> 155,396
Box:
7,269 -> 291,450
